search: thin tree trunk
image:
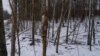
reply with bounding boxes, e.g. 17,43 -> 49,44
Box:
9,0 -> 17,56
92,18 -> 95,44
16,29 -> 20,56
66,0 -> 72,44
56,0 -> 64,53
52,1 -> 56,40
32,0 -> 35,45
87,0 -> 92,51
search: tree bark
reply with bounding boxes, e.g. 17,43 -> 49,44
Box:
0,0 -> 7,56
9,0 -> 17,56
41,0 -> 48,56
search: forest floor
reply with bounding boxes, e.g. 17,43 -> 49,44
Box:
4,17 -> 100,56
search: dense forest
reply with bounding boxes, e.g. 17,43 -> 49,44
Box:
0,0 -> 100,56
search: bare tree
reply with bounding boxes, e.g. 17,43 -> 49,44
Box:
87,0 -> 92,51
66,0 -> 72,44
52,0 -> 56,39
31,0 -> 35,45
41,0 -> 48,56
0,0 -> 7,56
55,0 -> 64,53
9,0 -> 17,56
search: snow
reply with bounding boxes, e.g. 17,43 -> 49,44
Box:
2,0 -> 11,14
4,17 -> 100,56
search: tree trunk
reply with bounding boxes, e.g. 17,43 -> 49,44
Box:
9,0 -> 17,56
32,0 -> 35,45
87,0 -> 92,51
66,0 -> 72,44
0,0 -> 7,56
56,0 -> 64,53
52,0 -> 56,40
41,0 -> 48,56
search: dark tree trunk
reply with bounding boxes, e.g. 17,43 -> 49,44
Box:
31,0 -> 35,45
0,0 -> 7,56
56,0 -> 64,53
87,0 -> 92,51
9,0 -> 17,56
66,0 -> 72,44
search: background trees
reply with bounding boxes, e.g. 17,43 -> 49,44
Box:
1,0 -> 100,56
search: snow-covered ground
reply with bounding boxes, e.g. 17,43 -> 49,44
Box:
4,17 -> 100,56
